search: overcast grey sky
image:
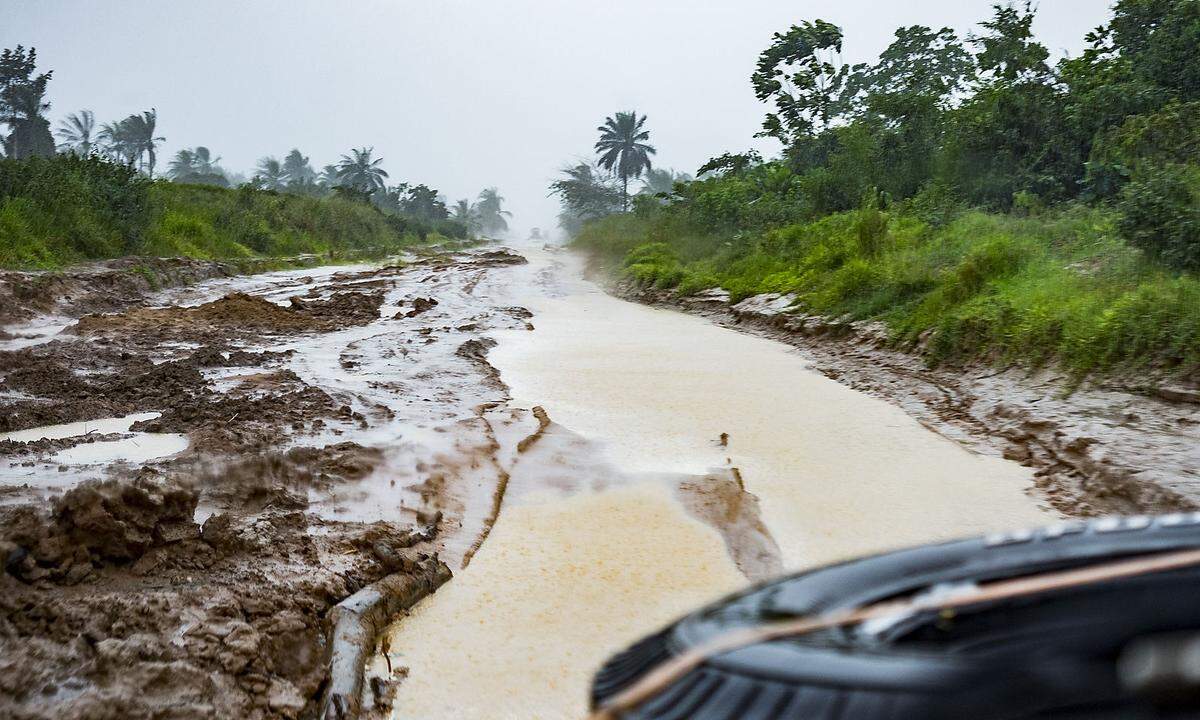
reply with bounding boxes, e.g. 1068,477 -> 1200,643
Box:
6,1 -> 1114,238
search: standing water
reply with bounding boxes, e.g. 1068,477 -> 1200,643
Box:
381,243 -> 1053,719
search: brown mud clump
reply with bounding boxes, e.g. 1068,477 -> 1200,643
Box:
70,290 -> 383,340
0,472 -> 445,720
2,476 -> 198,583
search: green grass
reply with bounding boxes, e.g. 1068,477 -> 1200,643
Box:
574,204 -> 1200,378
0,154 -> 441,269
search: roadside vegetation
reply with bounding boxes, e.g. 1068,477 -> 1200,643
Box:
557,0 -> 1200,379
0,45 -> 513,269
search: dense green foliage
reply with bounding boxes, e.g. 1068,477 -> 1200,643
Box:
564,0 -> 1200,379
575,204 -> 1200,376
0,154 -> 452,268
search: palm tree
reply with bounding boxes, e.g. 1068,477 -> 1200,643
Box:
55,109 -> 95,155
98,119 -> 139,166
168,148 -> 196,178
476,187 -> 512,235
452,199 -> 481,233
191,146 -> 220,175
123,109 -> 164,177
594,111 -> 656,211
254,156 -> 287,190
282,148 -> 316,188
318,164 -> 340,189
336,147 -> 388,193
168,146 -> 226,186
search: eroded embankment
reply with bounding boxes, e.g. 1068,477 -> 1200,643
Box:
0,247 -> 536,720
614,280 -> 1200,518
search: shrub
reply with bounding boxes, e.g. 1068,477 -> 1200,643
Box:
1117,163 -> 1200,270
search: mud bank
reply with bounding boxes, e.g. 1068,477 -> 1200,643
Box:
0,247 -> 535,719
610,279 -> 1200,517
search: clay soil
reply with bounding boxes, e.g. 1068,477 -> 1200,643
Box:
0,253 -> 529,720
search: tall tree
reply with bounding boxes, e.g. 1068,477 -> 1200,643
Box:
98,119 -> 139,166
0,46 -> 55,158
400,184 -> 449,221
751,21 -> 849,148
970,1 -> 1051,83
549,161 -> 622,234
452,199 -> 482,233
336,147 -> 389,193
168,146 -> 226,186
840,26 -> 974,197
594,111 -> 656,210
123,109 -> 164,177
942,2 -> 1077,206
476,187 -> 512,234
282,148 -> 317,189
56,109 -> 95,155
254,156 -> 287,190
318,164 -> 340,189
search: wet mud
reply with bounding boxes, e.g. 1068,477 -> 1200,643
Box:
0,246 -> 538,720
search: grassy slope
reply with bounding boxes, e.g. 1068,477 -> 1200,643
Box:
0,155 -> 435,269
573,206 -> 1200,379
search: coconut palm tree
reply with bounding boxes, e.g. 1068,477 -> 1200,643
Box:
254,156 -> 287,190
168,148 -> 196,177
98,119 -> 139,166
594,110 -> 656,211
476,187 -> 512,235
55,109 -> 95,155
191,146 -> 220,175
318,164 -> 340,189
336,147 -> 389,193
123,109 -> 164,177
168,146 -> 227,186
282,148 -> 317,188
452,199 -> 482,233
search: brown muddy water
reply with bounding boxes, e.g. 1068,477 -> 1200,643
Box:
377,244 -> 1053,719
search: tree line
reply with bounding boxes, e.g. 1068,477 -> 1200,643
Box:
553,0 -> 1200,270
1,45 -> 512,237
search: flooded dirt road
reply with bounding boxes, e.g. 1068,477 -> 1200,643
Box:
381,245 -> 1053,719
1,242 -> 1055,719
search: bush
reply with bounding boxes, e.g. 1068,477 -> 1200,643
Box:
1117,163 -> 1200,270
0,154 -> 149,265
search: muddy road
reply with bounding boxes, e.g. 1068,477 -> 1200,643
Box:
377,246 -> 1052,720
0,247 -> 539,719
3,241 -> 1190,720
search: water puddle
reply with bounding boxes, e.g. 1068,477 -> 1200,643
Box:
0,411 -> 162,443
50,433 -> 189,465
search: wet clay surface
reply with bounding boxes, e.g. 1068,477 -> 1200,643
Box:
0,247 -> 543,720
